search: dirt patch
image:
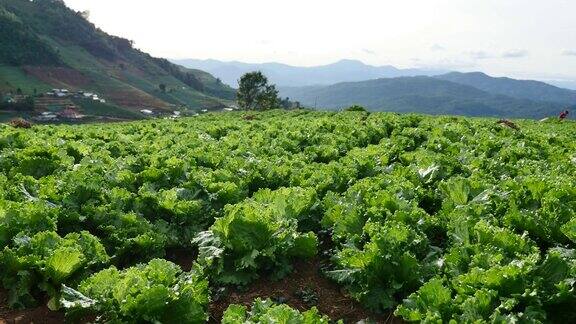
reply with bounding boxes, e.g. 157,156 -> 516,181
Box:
165,247 -> 197,272
0,289 -> 64,324
22,66 -> 91,89
1,257 -> 401,323
22,66 -> 171,111
106,88 -> 171,111
209,258 -> 401,324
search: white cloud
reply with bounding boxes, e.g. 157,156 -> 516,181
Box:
430,44 -> 446,51
362,48 -> 377,55
468,51 -> 493,60
501,50 -> 529,58
465,49 -> 528,61
563,50 -> 576,56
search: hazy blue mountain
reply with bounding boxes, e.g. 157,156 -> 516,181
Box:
545,80 -> 576,91
436,72 -> 576,106
172,58 -> 447,87
279,76 -> 568,119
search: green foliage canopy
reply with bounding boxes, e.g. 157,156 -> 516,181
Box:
237,71 -> 280,110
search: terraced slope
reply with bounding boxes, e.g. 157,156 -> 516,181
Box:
0,0 -> 235,115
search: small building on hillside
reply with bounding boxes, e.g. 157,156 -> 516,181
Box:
140,109 -> 154,115
58,106 -> 83,119
77,91 -> 105,102
34,112 -> 59,122
48,89 -> 71,98
164,111 -> 181,120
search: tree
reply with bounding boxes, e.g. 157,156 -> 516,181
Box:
159,83 -> 167,93
18,96 -> 35,111
280,97 -> 291,109
185,74 -> 204,92
237,72 -> 279,111
278,97 -> 302,110
344,105 -> 368,112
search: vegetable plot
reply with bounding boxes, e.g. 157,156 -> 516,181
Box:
0,111 -> 574,323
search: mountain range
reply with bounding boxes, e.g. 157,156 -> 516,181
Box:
279,74 -> 576,118
172,58 -> 447,88
175,57 -> 576,118
0,0 -> 235,119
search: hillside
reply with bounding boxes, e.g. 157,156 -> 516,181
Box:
436,72 -> 576,105
279,76 -> 567,118
173,58 -> 446,87
0,0 -> 235,118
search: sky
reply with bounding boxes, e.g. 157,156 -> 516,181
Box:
64,0 -> 576,82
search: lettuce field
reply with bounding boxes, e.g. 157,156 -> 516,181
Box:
0,110 -> 575,323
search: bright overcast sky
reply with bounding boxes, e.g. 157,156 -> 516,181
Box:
64,0 -> 576,81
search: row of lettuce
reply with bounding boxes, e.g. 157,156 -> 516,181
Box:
1,110 -> 575,322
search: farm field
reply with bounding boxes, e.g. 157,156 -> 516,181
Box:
0,110 -> 575,323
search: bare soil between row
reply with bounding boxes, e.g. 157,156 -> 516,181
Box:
1,255 -> 400,323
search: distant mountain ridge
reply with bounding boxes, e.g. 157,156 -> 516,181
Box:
174,58 -> 576,117
0,0 -> 235,119
435,72 -> 576,105
172,58 -> 447,87
279,76 -> 571,119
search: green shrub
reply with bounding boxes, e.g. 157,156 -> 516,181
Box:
343,105 -> 368,112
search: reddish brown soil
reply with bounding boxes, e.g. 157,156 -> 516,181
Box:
22,66 -> 91,89
1,255 -> 401,323
0,289 -> 64,324
209,258 -> 402,324
106,88 -> 171,110
23,65 -> 171,111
